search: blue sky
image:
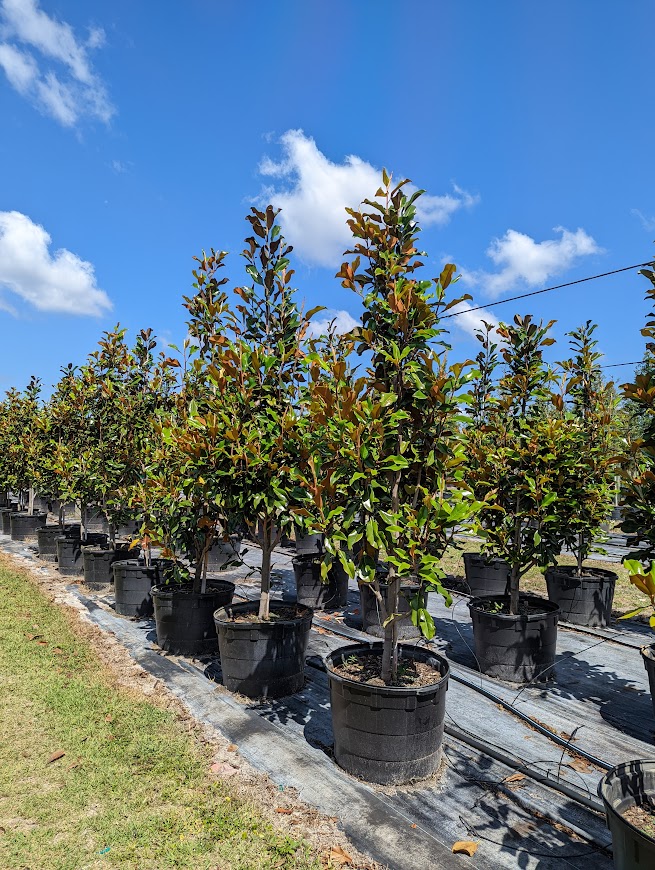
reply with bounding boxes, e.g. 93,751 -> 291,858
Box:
0,0 -> 654,393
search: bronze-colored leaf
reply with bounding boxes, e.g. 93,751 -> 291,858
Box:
452,840 -> 479,856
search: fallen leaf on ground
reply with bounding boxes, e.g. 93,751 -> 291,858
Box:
275,807 -> 293,814
47,750 -> 66,763
327,845 -> 353,866
104,714 -> 113,722
509,821 -> 536,837
26,633 -> 42,641
505,773 -> 525,783
410,823 -> 417,829
36,640 -> 48,646
227,744 -> 237,752
452,840 -> 478,856
570,756 -> 592,772
52,647 -> 63,654
210,762 -> 238,777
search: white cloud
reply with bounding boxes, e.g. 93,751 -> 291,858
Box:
462,227 -> 602,299
0,211 -> 112,315
308,308 -> 359,338
0,0 -> 113,126
632,209 -> 655,234
258,129 -> 478,268
446,299 -> 499,340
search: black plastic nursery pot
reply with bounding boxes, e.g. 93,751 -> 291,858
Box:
545,565 -> 617,627
292,556 -> 349,610
463,552 -> 510,597
468,594 -> 560,684
37,524 -> 72,561
295,531 -> 325,556
84,508 -> 110,534
213,600 -> 313,699
359,580 -> 426,639
152,580 -> 236,656
56,530 -> 109,575
10,511 -> 47,542
113,560 -> 158,617
205,536 -> 242,571
325,642 -> 450,785
82,545 -> 132,590
0,507 -> 16,535
598,760 -> 655,869
641,645 -> 655,720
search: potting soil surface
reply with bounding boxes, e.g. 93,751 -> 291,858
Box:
4,531 -> 654,869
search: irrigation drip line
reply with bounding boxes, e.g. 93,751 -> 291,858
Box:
442,261 -> 653,319
444,722 -> 604,814
457,814 -> 611,862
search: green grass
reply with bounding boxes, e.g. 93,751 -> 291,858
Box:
0,559 -> 319,870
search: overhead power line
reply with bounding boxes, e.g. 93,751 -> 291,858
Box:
601,361 -> 643,368
442,262 -> 654,319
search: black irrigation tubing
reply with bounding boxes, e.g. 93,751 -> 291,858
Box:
441,262 -> 654,319
457,814 -> 611,862
444,722 -> 604,814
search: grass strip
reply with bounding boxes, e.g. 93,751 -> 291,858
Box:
0,560 -> 318,869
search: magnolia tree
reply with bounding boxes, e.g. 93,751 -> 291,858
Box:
3,378 -> 43,513
622,264 -> 655,564
301,174 -> 480,683
551,321 -> 619,573
469,316 -> 568,614
206,206 -> 317,620
141,251 -> 243,589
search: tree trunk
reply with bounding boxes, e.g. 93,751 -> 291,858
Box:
28,487 -> 34,516
258,518 -> 271,620
577,532 -> 584,576
80,502 -> 87,542
381,570 -> 400,683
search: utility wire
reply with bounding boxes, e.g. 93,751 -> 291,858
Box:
442,262 -> 654,319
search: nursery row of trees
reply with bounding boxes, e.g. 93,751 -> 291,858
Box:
1,174 -> 654,685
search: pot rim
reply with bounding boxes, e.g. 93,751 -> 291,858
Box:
468,593 -> 560,621
545,564 -> 618,582
214,599 -> 313,629
324,641 -> 449,696
152,580 -> 236,599
598,759 -> 655,844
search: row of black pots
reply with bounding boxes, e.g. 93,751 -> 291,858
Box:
463,552 -> 617,628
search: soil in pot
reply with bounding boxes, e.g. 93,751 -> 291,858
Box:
545,564 -> 617,627
599,759 -> 655,869
213,600 -> 313,699
292,555 -> 348,610
152,580 -> 235,656
326,642 -> 449,785
359,580 -> 426,639
10,511 -> 47,542
468,594 -> 560,683
82,545 -> 132,590
463,552 -> 510,597
113,560 -> 158,618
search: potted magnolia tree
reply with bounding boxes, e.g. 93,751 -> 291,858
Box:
463,321 -> 511,596
211,206 -> 318,699
5,378 -> 49,542
545,321 -> 620,626
306,174 -> 480,785
467,315 -> 564,683
144,252 -> 237,652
